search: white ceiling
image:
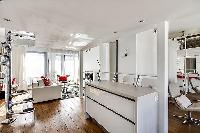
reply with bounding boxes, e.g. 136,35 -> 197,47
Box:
0,0 -> 200,50
169,13 -> 200,38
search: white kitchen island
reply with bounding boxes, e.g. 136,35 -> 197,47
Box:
85,81 -> 158,133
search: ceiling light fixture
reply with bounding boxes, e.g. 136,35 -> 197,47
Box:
12,30 -> 35,40
74,33 -> 94,40
66,46 -> 76,50
72,41 -> 88,47
70,33 -> 94,47
153,29 -> 157,34
138,19 -> 145,23
74,33 -> 82,39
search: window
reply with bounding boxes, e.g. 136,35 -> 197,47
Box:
25,52 -> 45,84
64,53 -> 79,82
55,55 -> 62,76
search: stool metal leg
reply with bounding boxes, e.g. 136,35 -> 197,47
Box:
173,112 -> 200,125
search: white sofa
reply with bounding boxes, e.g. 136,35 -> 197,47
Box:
32,84 -> 62,103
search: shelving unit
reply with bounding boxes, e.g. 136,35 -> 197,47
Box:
0,31 -> 34,124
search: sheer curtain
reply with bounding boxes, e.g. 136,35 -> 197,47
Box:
12,46 -> 27,90
64,53 -> 79,82
55,55 -> 62,76
25,52 -> 45,84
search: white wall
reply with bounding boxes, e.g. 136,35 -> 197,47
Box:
100,43 -> 110,73
117,29 -> 157,84
117,32 -> 137,84
83,46 -> 100,72
118,33 -> 136,74
0,28 -> 5,42
100,43 -> 110,80
136,29 -> 157,76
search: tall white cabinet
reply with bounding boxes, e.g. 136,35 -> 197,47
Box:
85,81 -> 158,133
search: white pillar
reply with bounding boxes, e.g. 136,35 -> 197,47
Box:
50,52 -> 56,82
61,55 -> 65,75
79,50 -> 83,98
157,21 -> 169,133
0,27 -> 6,42
168,40 -> 178,83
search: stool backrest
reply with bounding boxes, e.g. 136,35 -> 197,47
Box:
169,82 -> 181,98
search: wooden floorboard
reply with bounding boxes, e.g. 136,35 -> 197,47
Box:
1,96 -> 200,133
0,97 -> 104,133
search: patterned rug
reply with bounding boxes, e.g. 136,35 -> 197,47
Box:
61,84 -> 79,99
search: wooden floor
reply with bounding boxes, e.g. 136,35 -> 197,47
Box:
1,96 -> 200,133
0,97 -> 104,133
169,94 -> 200,133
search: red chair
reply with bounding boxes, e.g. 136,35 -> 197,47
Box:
57,75 -> 68,82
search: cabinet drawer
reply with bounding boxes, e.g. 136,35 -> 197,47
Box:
86,85 -> 136,122
86,96 -> 135,133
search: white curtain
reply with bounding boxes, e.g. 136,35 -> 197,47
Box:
12,46 -> 27,90
64,53 -> 79,82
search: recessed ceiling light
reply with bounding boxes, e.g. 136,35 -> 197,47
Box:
69,41 -> 72,45
138,19 -> 145,23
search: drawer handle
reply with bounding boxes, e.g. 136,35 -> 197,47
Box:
86,96 -> 135,125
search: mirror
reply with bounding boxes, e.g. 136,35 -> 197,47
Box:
173,31 -> 200,93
